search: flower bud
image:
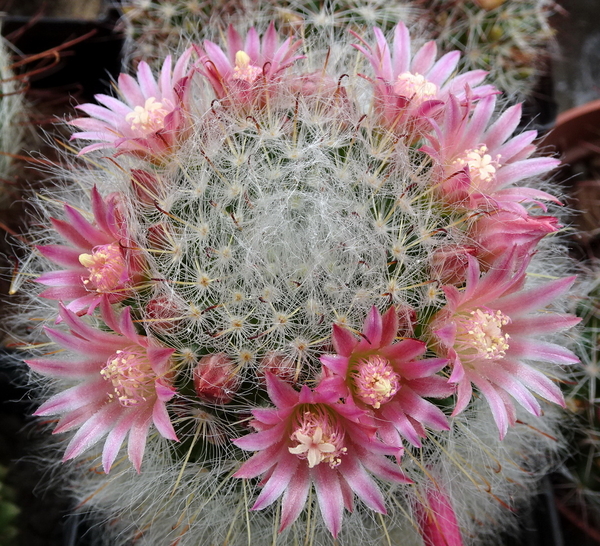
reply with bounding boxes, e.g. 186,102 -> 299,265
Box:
470,211 -> 559,271
131,169 -> 161,204
430,245 -> 477,285
257,352 -> 296,385
146,295 -> 182,333
193,353 -> 240,404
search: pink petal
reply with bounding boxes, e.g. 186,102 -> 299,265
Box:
382,338 -> 427,363
245,27 -> 261,62
173,47 -> 193,86
226,25 -> 244,60
252,452 -> 299,510
359,306 -> 383,348
279,465 -> 310,532
34,378 -> 107,416
261,22 -> 278,61
96,92 -> 134,116
265,372 -> 299,408
332,324 -> 357,356
409,376 -> 455,399
234,444 -> 281,479
495,157 -> 560,187
380,306 -> 399,346
63,402 -> 122,461
102,408 -> 141,473
451,377 -> 473,416
137,61 -> 161,99
426,50 -> 460,86
26,356 -> 99,378
251,407 -> 288,426
394,357 -> 447,380
36,270 -> 86,287
128,412 -> 152,473
234,421 -> 288,451
357,445 -> 411,483
508,338 -> 579,365
75,102 -> 123,125
501,359 -> 565,407
395,389 -> 450,431
484,103 -> 522,151
495,276 -> 576,316
90,187 -> 115,236
313,462 -> 344,537
320,354 -> 350,376
381,403 -> 422,446
158,55 -> 173,100
203,40 -> 233,77
411,41 -> 437,75
392,23 -> 410,76
37,245 -> 83,267
506,314 -> 581,336
495,130 -> 536,163
64,205 -> 113,245
147,346 -> 175,374
58,304 -> 120,345
480,363 -> 541,416
338,454 -> 386,513
372,27 -> 392,81
54,404 -> 102,434
469,372 -> 510,439
152,399 -> 178,441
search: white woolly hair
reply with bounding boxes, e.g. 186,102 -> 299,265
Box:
11,14 -> 579,546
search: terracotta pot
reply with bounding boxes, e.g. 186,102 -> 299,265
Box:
544,99 -> 600,164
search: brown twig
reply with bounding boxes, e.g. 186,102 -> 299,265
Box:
555,495 -> 600,543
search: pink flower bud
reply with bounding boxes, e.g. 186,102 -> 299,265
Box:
146,295 -> 182,333
257,352 -> 296,385
470,211 -> 559,270
395,304 -> 418,338
131,169 -> 161,204
414,485 -> 464,546
193,353 -> 240,404
146,222 -> 174,251
430,245 -> 477,285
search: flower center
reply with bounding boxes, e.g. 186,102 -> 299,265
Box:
455,308 -> 511,362
125,97 -> 172,135
353,355 -> 401,409
233,50 -> 262,83
79,242 -> 127,292
101,347 -> 155,407
393,72 -> 438,105
288,409 -> 347,468
452,145 -> 500,191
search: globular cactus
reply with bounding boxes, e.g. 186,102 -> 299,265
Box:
11,15 -> 579,546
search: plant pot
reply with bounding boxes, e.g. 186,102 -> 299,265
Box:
544,100 -> 600,260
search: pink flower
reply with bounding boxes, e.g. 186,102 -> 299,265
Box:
421,94 -> 561,212
351,22 -> 495,133
233,372 -> 410,537
429,252 -> 580,438
469,210 -> 560,270
26,299 -> 178,473
196,23 -> 303,107
70,49 -> 193,157
414,483 -> 464,546
320,307 -> 451,450
36,187 -> 142,316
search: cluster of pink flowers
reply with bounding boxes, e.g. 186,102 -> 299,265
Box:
25,21 -> 579,544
